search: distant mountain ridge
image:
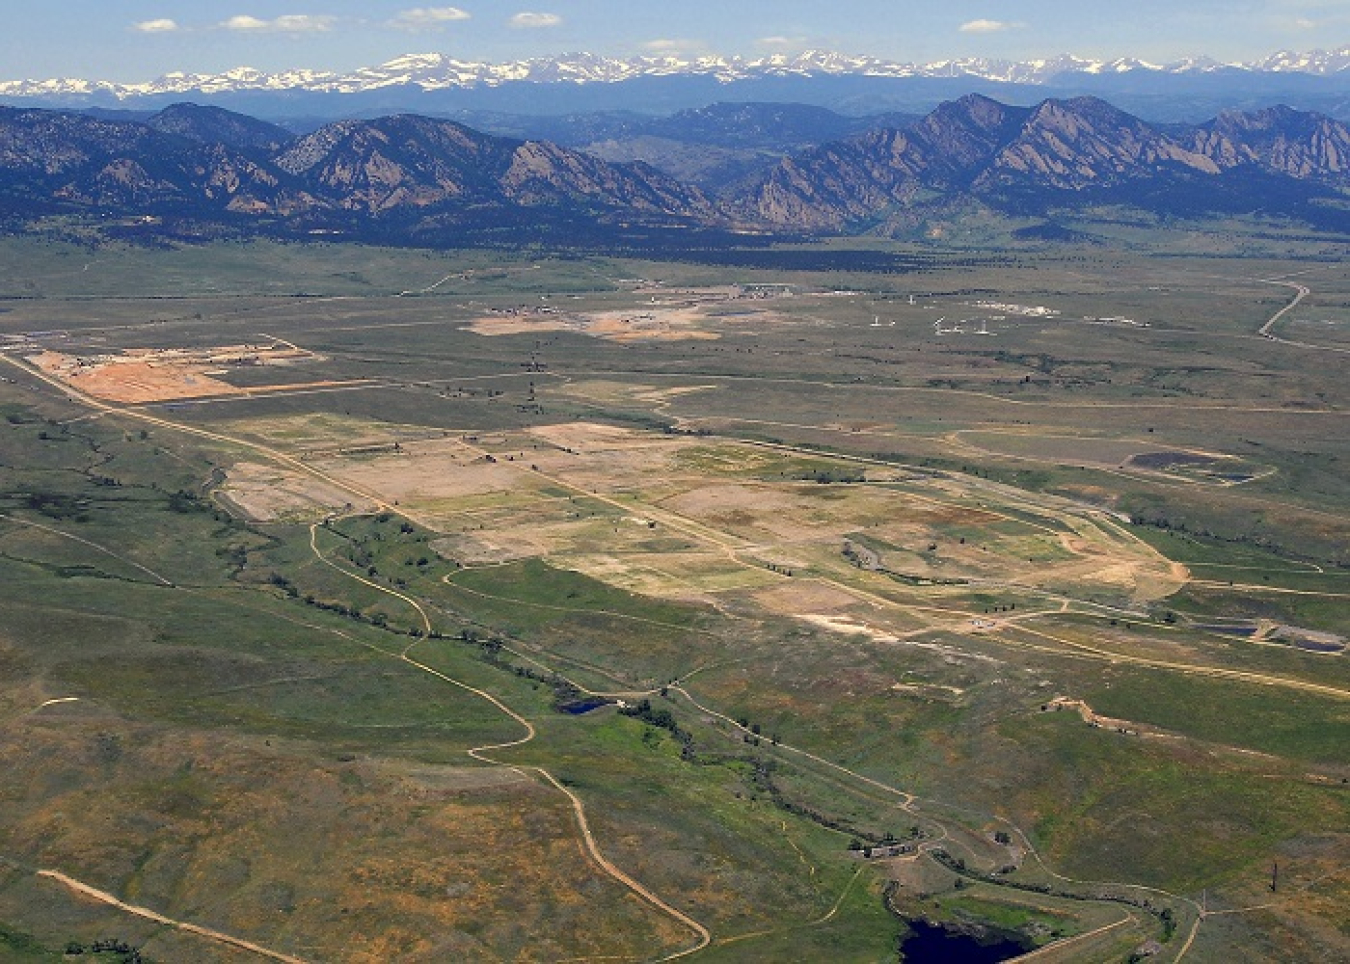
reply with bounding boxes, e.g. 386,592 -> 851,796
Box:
2,96 -> 1350,239
5,47 -> 1350,105
145,103 -> 292,154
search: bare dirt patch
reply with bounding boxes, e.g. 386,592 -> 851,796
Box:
659,483 -> 864,543
27,343 -> 365,404
308,437 -> 549,525
798,613 -> 901,643
223,417 -> 1184,611
549,379 -> 718,408
463,298 -> 783,343
751,581 -> 862,616
527,420 -> 677,453
431,531 -> 548,566
218,461 -> 377,522
458,314 -> 574,337
524,423 -> 705,496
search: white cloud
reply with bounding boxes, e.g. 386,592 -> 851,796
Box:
222,15 -> 267,31
959,19 -> 1015,34
220,14 -> 337,34
133,18 -> 181,34
389,7 -> 472,31
642,38 -> 702,54
510,12 -> 563,29
757,35 -> 806,49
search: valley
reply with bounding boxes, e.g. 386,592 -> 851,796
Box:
0,233 -> 1346,961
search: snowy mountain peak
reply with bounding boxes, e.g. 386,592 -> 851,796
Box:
3,46 -> 1350,104
1253,47 -> 1350,74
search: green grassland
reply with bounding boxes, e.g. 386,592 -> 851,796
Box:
0,231 -> 1347,961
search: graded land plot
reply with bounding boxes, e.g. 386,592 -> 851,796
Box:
235,418 -> 1186,627
23,341 -> 366,405
216,460 -> 379,522
462,285 -> 790,343
309,439 -> 558,522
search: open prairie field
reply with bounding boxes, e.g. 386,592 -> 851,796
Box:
0,232 -> 1346,962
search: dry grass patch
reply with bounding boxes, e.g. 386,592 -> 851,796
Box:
0,723 -> 684,963
956,431 -> 1176,466
216,412 -> 430,449
559,549 -> 777,600
217,461 -> 376,523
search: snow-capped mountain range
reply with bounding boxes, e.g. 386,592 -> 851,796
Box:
4,47 -> 1350,102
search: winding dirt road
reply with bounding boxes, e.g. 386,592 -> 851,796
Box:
36,870 -> 307,963
6,352 -> 710,962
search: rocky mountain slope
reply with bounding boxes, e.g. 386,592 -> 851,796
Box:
736,94 -> 1350,230
1,96 -> 1349,237
0,104 -> 711,226
0,106 -> 294,213
273,113 -> 711,218
1191,105 -> 1350,181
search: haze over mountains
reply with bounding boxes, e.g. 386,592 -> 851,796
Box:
5,47 -> 1350,122
8,47 -> 1350,98
3,93 -> 1350,241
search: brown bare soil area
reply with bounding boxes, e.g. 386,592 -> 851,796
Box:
218,461 -> 377,523
661,483 -> 859,543
463,297 -> 782,342
431,529 -> 553,566
458,315 -> 574,337
752,581 -> 862,616
317,439 -> 515,499
527,419 -> 679,453
27,345 -> 364,404
253,420 -> 1189,614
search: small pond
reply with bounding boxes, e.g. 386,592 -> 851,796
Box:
898,918 -> 1033,963
557,697 -> 612,715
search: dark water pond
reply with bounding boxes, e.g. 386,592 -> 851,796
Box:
557,698 -> 611,715
899,919 -> 1032,963
1130,451 -> 1217,470
1292,639 -> 1345,653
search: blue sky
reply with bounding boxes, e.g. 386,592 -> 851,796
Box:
1,1 -> 1345,80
